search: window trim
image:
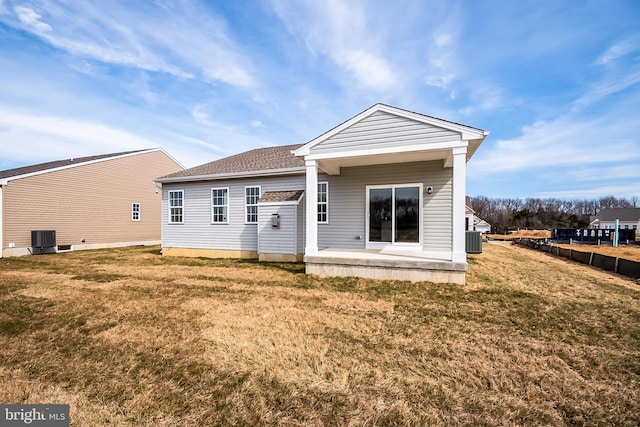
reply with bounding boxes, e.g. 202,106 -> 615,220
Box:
211,187 -> 229,224
318,181 -> 329,224
244,185 -> 261,224
131,202 -> 141,221
168,190 -> 184,224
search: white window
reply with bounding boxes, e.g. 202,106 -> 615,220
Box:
168,190 -> 183,224
245,186 -> 261,224
318,181 -> 328,223
212,188 -> 229,223
132,203 -> 140,221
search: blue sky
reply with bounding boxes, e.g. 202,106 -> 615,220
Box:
0,0 -> 638,199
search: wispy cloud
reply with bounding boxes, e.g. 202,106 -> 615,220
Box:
14,6 -> 51,32
572,69 -> 640,112
470,113 -> 639,176
597,37 -> 638,65
0,106 -> 158,165
421,3 -> 462,96
271,0 -> 397,90
1,1 -> 254,87
472,45 -> 640,178
535,183 -> 640,200
568,164 -> 640,182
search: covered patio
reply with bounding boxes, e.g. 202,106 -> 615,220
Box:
292,104 -> 488,284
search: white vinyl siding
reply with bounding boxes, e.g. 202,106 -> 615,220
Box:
168,190 -> 183,224
211,188 -> 229,223
131,203 -> 140,221
318,181 -> 328,223
245,186 -> 261,224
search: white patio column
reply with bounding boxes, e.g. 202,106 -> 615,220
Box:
305,159 -> 318,256
451,145 -> 467,263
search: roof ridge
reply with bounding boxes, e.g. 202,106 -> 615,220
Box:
0,148 -> 154,180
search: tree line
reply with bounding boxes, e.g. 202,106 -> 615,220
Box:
469,195 -> 639,234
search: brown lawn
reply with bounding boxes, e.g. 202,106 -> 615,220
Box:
487,229 -> 552,240
0,245 -> 639,426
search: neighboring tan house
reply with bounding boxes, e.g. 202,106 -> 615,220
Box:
0,148 -> 184,257
589,208 -> 640,231
156,104 -> 488,284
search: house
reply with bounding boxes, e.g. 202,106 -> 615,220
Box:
589,208 -> 640,231
156,104 -> 488,284
0,148 -> 184,257
465,205 -> 491,234
473,217 -> 492,234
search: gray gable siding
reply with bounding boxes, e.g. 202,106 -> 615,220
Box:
318,161 -> 452,252
161,174 -> 305,251
312,111 -> 461,154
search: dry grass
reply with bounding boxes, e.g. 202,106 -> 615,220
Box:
1,245 -> 639,426
487,230 -> 552,239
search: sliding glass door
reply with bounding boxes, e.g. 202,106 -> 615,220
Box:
367,184 -> 421,247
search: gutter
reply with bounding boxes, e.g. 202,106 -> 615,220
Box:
155,167 -> 305,184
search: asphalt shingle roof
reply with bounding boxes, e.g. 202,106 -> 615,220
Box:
597,208 -> 640,222
0,149 -> 148,180
258,190 -> 304,203
159,144 -> 304,181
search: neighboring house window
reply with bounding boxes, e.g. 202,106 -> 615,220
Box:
318,181 -> 328,223
625,225 -> 629,229
168,190 -> 184,224
212,188 -> 229,223
245,186 -> 261,224
634,225 -> 637,230
132,203 -> 140,221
